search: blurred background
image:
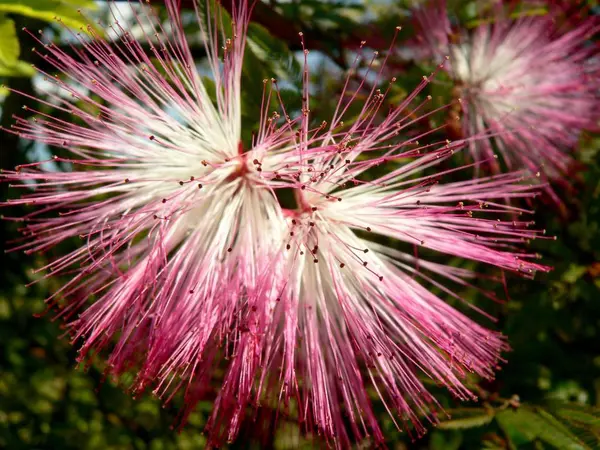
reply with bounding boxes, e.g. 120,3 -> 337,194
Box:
1,0 -> 599,448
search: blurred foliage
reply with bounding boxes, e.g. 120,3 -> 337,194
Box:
0,14 -> 34,77
0,0 -> 97,30
0,0 -> 97,76
1,0 -> 600,448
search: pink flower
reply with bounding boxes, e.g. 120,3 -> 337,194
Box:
413,0 -> 599,196
3,0 -> 551,447
258,63 -> 550,443
2,0 -> 294,437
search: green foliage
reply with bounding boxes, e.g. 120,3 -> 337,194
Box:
276,0 -> 364,32
0,15 -> 19,65
430,429 -> 463,450
432,402 -> 600,449
0,0 -> 98,79
0,0 -> 97,31
0,14 -> 34,76
495,404 -> 600,450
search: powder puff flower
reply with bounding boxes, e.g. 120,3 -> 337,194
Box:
412,0 -> 599,193
256,62 -> 550,445
3,0 -> 551,447
2,0 -> 295,432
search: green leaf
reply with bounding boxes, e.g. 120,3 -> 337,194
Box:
562,265 -> 588,284
0,0 -> 97,32
0,59 -> 35,76
0,15 -> 19,66
497,405 -> 595,450
0,15 -> 34,76
544,401 -> 600,424
542,402 -> 600,449
437,408 -> 495,430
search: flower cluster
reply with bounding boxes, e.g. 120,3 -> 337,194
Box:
1,0 -> 558,447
